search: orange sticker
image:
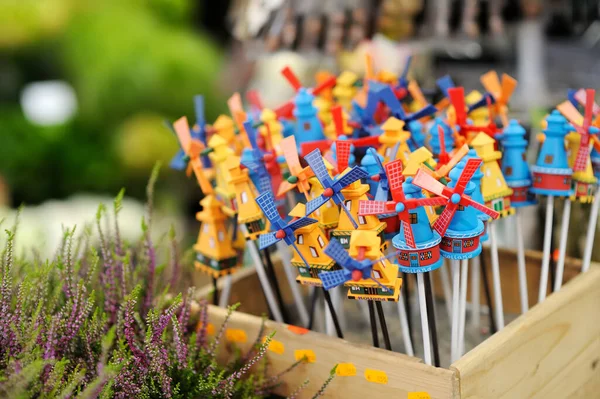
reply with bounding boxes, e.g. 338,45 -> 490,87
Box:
287,325 -> 309,335
197,322 -> 215,335
225,329 -> 247,343
408,393 -> 431,399
294,349 -> 316,363
336,363 -> 357,377
365,369 -> 388,385
263,337 -> 285,355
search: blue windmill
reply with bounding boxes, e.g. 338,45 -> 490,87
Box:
372,83 -> 437,123
393,55 -> 413,99
169,95 -> 211,170
436,75 -> 495,112
255,192 -> 318,267
240,120 -> 272,194
318,239 -> 398,290
304,148 -> 368,229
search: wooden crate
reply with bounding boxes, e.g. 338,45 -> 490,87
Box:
203,251 -> 600,398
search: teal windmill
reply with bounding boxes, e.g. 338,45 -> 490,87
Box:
500,120 -> 536,206
408,120 -> 426,151
390,177 -> 444,273
530,111 -> 573,197
360,148 -> 383,195
413,159 -> 499,260
293,89 -> 326,144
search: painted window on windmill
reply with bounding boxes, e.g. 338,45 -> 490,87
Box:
358,215 -> 366,225
297,234 -> 304,245
410,213 -> 418,224
309,246 -> 318,257
317,235 -> 325,248
463,239 -> 475,248
453,240 -> 462,253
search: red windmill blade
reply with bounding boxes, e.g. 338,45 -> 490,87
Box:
332,105 -> 347,138
413,159 -> 500,236
335,140 -> 352,172
274,66 -> 337,117
557,89 -> 597,172
448,87 -> 468,127
437,125 -> 450,166
358,159 -> 447,248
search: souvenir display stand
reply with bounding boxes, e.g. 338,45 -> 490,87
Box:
199,252 -> 600,398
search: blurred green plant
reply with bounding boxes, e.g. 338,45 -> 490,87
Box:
0,0 -> 225,205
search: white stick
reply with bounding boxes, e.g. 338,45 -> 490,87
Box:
275,240 -> 309,326
440,259 -> 453,319
515,209 -> 529,314
538,196 -> 554,302
240,226 -> 284,323
450,259 -> 460,363
458,259 -> 469,357
218,275 -> 233,308
416,273 -> 432,365
333,286 -> 346,329
553,198 -> 572,292
582,186 -> 600,273
324,302 -> 335,336
397,289 -> 415,356
489,222 -> 505,329
470,256 -> 481,329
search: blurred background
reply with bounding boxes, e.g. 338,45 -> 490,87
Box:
1,0 -> 599,258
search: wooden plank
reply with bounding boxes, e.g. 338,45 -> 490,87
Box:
208,305 -> 459,398
431,248 -> 582,315
451,266 -> 600,399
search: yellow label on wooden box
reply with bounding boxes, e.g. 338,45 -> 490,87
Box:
225,329 -> 247,343
336,363 -> 357,377
408,392 -> 431,399
294,349 -> 316,363
364,369 -> 388,385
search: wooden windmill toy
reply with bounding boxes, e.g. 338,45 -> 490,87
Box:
557,89 -> 599,203
277,136 -> 315,200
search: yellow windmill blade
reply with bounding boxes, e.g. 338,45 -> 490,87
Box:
434,144 -> 469,179
557,100 -> 584,126
227,92 -> 251,148
408,80 -> 428,108
189,157 -> 214,194
173,117 -> 213,194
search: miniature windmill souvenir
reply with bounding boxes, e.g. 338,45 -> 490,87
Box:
470,132 -> 515,217
170,96 -> 212,170
323,142 -> 387,249
171,116 -> 242,308
377,117 -> 412,163
319,233 -> 402,350
571,90 -> 600,274
360,148 -> 385,196
333,71 -> 358,111
500,120 -> 536,314
428,119 -> 455,166
207,134 -> 237,212
304,147 -> 369,232
553,89 -> 599,291
530,111 -> 574,303
359,159 -> 448,365
413,159 -> 500,362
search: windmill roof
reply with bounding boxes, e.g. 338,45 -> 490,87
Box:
381,117 -> 405,131
212,115 -> 234,129
470,132 -> 496,146
337,71 -> 358,86
465,90 -> 483,104
289,203 -> 306,218
208,134 -> 227,148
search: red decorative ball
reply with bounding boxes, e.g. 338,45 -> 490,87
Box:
323,187 -> 334,197
351,270 -> 362,281
275,230 -> 286,239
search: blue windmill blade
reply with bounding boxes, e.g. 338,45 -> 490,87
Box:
336,166 -> 369,188
306,195 -> 330,215
467,93 -> 496,113
567,89 -> 579,108
340,200 -> 359,229
305,149 -> 334,188
243,120 -> 260,151
170,149 -> 187,171
368,148 -> 385,175
368,276 -> 388,292
255,192 -> 285,229
399,55 -> 413,83
287,217 -> 318,232
193,95 -> 206,134
376,85 -> 407,120
367,251 -> 401,268
406,104 -> 437,122
319,269 -> 352,290
436,75 -> 455,97
240,158 -> 261,171
259,232 -> 280,250
324,239 -> 361,269
364,82 -> 385,120
257,170 -> 273,194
